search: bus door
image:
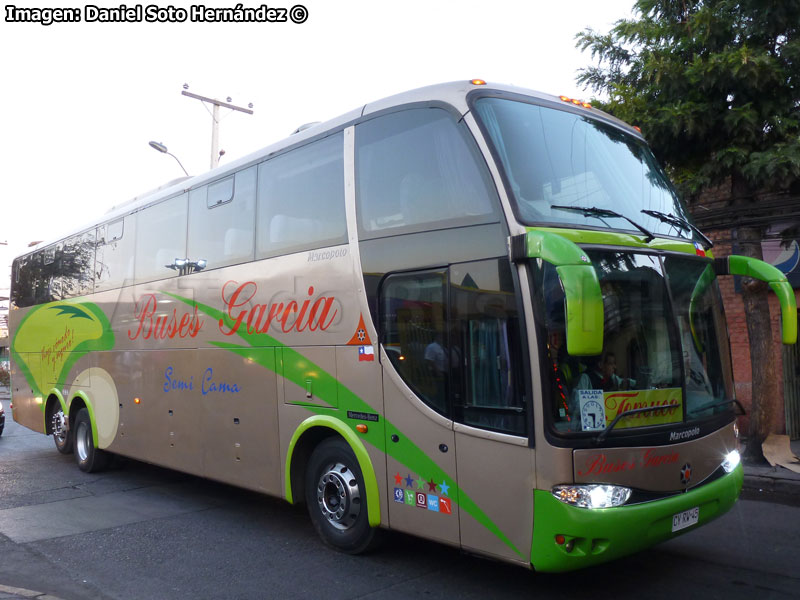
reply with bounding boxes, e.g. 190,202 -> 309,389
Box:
380,269 -> 460,547
379,259 -> 533,559
449,258 -> 533,564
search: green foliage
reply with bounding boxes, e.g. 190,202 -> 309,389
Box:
576,0 -> 800,196
0,365 -> 9,388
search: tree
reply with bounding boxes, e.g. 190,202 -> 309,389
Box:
576,0 -> 800,460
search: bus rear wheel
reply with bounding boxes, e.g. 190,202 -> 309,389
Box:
74,408 -> 109,473
52,407 -> 73,454
305,437 -> 375,554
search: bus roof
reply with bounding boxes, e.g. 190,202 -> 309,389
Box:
15,80 -> 638,260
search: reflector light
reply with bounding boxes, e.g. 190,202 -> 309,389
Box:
559,95 -> 593,109
470,79 -> 486,86
555,534 -> 566,545
356,424 -> 368,433
633,125 -> 642,132
134,397 -> 141,404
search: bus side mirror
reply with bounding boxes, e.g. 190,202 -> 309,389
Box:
715,255 -> 798,344
511,231 -> 604,356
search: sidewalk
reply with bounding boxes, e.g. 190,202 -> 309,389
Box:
741,438 -> 800,505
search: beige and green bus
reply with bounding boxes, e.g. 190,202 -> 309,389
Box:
9,80 -> 795,571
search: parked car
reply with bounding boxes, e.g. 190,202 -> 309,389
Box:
0,400 -> 5,436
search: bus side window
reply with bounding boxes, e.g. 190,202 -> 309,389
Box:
56,232 -> 95,299
188,167 -> 256,270
134,193 -> 188,284
11,255 -> 37,308
256,132 -> 346,258
355,108 -> 499,238
450,258 -> 527,436
380,270 -> 450,417
96,216 -> 136,292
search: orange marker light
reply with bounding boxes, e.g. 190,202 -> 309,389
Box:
356,424 -> 368,434
559,95 -> 570,102
470,79 -> 486,86
134,397 -> 141,405
555,534 -> 566,545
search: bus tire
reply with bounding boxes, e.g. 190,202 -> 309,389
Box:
52,407 -> 73,455
305,437 -> 376,554
73,408 -> 109,473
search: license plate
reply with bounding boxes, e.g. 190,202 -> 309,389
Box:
671,506 -> 699,532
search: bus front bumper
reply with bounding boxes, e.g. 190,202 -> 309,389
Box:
530,463 -> 743,572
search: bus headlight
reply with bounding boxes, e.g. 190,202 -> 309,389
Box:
552,484 -> 632,509
721,449 -> 741,473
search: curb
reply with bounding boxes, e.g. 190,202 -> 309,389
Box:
0,583 -> 65,600
741,464 -> 800,505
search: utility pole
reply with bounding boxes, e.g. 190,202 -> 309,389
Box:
181,85 -> 254,170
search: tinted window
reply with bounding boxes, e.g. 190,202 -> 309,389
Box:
381,270 -> 449,415
135,194 -> 187,283
55,232 -> 95,299
188,166 -> 256,270
256,133 -> 346,258
474,97 -> 699,242
450,258 -> 526,435
96,216 -> 136,292
356,108 -> 499,237
11,254 -> 39,308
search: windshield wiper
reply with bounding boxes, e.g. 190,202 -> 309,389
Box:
594,398 -> 745,444
641,209 -> 713,249
592,405 -> 666,444
552,205 -> 655,242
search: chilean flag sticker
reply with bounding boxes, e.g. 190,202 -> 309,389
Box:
358,345 -> 375,362
694,242 -> 706,257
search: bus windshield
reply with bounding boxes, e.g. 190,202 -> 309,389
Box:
473,97 -> 701,243
537,250 -> 735,436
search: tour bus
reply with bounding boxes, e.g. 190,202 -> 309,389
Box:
9,80 -> 797,571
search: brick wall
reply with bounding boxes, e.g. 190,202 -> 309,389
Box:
690,180 -> 796,435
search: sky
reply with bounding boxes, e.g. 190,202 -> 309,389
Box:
0,0 -> 636,329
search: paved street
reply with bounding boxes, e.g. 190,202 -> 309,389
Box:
0,410 -> 798,600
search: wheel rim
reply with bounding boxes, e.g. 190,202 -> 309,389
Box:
75,420 -> 90,462
316,462 -> 361,530
52,410 -> 68,445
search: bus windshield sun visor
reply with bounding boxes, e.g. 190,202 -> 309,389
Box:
510,230 -> 604,356
714,255 -> 798,345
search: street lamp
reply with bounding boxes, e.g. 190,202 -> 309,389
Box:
148,141 -> 189,176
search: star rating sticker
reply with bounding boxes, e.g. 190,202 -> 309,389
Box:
394,472 -> 402,486
438,480 -> 450,496
426,478 -> 438,493
415,477 -> 425,490
404,474 -> 414,488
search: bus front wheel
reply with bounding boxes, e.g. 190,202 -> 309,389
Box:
305,437 -> 375,554
73,408 -> 109,473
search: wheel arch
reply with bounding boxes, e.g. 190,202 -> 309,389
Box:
285,415 -> 381,528
67,391 -> 98,447
43,389 -> 67,435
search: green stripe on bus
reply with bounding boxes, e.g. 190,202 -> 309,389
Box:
526,226 -> 714,257
165,291 -> 525,560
